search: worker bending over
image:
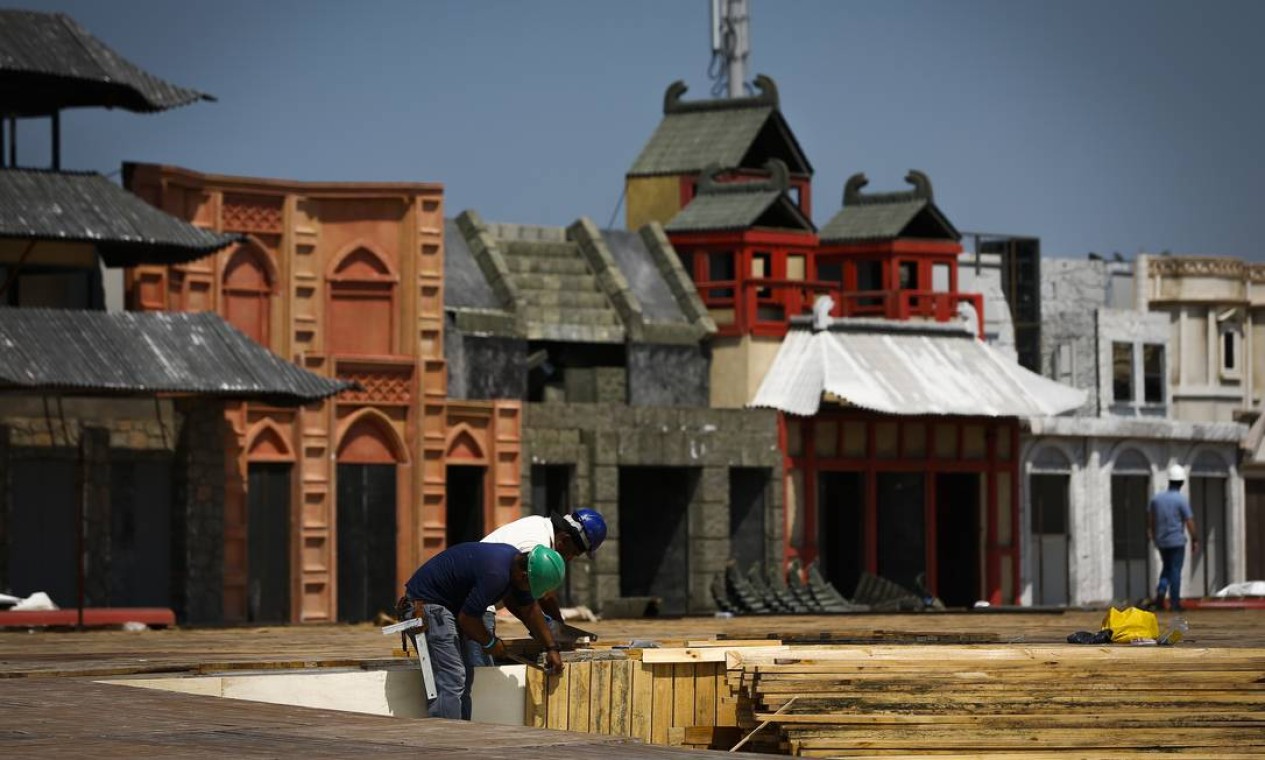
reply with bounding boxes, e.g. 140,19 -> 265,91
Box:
473,509 -> 606,662
403,542 -> 565,720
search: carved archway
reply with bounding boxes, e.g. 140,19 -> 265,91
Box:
245,419 -> 295,462
326,241 -> 398,356
336,408 -> 409,464
222,238 -> 276,345
445,423 -> 487,463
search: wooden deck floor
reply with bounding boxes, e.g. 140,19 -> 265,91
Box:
1,609 -> 1262,758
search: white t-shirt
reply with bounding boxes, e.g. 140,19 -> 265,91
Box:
480,515 -> 555,613
482,515 -> 555,553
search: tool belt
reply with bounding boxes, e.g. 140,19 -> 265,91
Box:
395,596 -> 428,657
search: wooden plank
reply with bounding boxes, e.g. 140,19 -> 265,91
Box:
566,660 -> 591,732
630,662 -> 653,743
639,645 -> 788,663
545,667 -> 569,731
671,662 -> 695,730
609,659 -> 632,737
694,661 -> 717,727
685,639 -> 782,647
651,663 -> 674,745
524,665 -> 547,727
590,659 -> 612,734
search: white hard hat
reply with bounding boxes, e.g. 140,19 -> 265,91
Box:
1168,464 -> 1186,482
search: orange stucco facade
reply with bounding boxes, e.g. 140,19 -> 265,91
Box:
125,164 -> 521,623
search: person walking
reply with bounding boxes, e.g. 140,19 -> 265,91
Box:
402,542 -> 565,720
1147,464 -> 1200,612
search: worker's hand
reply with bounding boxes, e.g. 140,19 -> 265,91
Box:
482,638 -> 506,660
544,648 -> 564,676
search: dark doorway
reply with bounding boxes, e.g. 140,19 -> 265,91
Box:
1111,475 -> 1151,602
1190,476 -> 1228,598
729,468 -> 768,570
935,473 -> 980,607
247,463 -> 291,623
9,454 -> 77,603
446,466 -> 486,547
531,464 -> 572,517
1029,473 -> 1070,605
619,466 -> 696,615
877,473 -> 925,595
1248,479 -> 1265,582
818,471 -> 865,597
109,457 -> 172,607
336,464 -> 397,622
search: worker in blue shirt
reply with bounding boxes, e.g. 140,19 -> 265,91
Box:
403,542 -> 565,719
1147,464 -> 1200,612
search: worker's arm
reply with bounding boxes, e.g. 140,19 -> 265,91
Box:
505,598 -> 564,675
538,591 -> 564,624
457,610 -> 506,658
1186,518 -> 1200,552
1147,510 -> 1155,544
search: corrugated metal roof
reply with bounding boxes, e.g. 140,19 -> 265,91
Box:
751,319 -> 1086,417
0,10 -> 212,115
0,308 -> 352,403
0,169 -> 240,266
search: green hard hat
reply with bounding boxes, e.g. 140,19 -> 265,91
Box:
527,545 -> 565,598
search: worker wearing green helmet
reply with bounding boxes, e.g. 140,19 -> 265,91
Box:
403,542 -> 565,719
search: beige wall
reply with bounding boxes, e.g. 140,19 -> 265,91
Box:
1140,254 -> 1265,423
625,175 -> 682,230
710,334 -> 784,408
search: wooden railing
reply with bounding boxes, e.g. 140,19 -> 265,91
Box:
695,279 -> 985,338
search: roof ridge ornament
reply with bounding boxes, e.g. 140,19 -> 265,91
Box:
663,74 -> 779,114
843,169 -> 934,207
696,158 -> 790,196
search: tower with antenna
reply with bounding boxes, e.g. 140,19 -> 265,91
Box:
710,0 -> 750,97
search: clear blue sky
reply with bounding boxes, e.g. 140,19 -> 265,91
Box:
17,0 -> 1265,258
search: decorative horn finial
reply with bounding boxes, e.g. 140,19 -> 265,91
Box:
843,173 -> 869,205
663,80 -> 688,113
764,159 -> 789,191
905,170 -> 932,200
696,163 -> 724,195
752,74 -> 779,107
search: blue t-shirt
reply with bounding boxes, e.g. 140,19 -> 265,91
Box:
1149,489 -> 1193,549
404,542 -> 533,617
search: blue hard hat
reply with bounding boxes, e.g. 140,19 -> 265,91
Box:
563,508 -> 607,558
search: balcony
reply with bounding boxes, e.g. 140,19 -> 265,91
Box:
696,279 -> 985,338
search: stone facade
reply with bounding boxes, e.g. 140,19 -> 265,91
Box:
0,396 -> 227,622
522,403 -> 782,614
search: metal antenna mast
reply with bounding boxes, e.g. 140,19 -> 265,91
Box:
710,0 -> 750,98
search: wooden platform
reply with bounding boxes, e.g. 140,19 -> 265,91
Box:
2,610 -> 1264,758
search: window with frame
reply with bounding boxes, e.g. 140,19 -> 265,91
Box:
1143,344 -> 1165,404
706,251 -> 735,299
1220,326 -> 1241,378
1112,342 -> 1134,403
898,261 -> 918,290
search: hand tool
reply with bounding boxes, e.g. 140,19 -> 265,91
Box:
381,616 -> 438,700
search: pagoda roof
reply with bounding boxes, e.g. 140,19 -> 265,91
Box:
0,10 -> 213,116
0,169 -> 239,266
819,171 -> 960,245
665,160 -> 815,234
627,75 -> 812,178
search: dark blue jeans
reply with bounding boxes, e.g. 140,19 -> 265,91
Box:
462,609 -> 497,668
1155,544 -> 1187,609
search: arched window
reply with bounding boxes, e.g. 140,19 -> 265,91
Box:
222,243 -> 273,345
327,245 -> 398,356
1111,448 -> 1153,601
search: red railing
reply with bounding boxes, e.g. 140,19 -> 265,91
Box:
695,280 -> 985,338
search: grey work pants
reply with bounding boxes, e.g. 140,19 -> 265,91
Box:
416,604 -> 475,720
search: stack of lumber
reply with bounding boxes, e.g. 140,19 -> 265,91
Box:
728,645 -> 1265,757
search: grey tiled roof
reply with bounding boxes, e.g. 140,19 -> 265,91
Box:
0,169 -> 240,266
0,308 -> 352,403
627,76 -> 811,177
0,10 -> 213,115
818,199 -> 928,243
819,171 -> 960,244
665,188 -> 784,232
664,160 -> 815,234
